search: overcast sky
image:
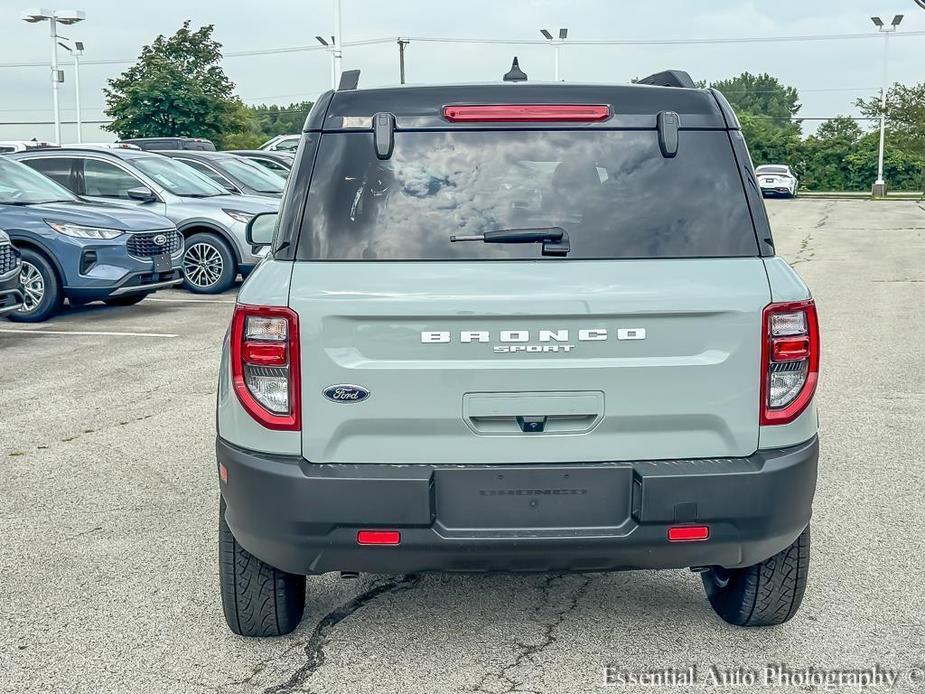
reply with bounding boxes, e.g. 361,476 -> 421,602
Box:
2,0 -> 923,143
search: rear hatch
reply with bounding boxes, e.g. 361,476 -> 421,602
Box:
289,125 -> 769,464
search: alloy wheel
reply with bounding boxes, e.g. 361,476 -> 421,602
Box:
183,242 -> 225,289
18,261 -> 45,313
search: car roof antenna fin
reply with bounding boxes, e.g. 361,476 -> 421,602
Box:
503,57 -> 528,82
338,70 -> 360,90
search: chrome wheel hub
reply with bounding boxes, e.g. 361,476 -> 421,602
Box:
18,261 -> 45,312
183,243 -> 224,288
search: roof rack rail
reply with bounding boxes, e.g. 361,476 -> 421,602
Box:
338,70 -> 360,90
636,70 -> 695,89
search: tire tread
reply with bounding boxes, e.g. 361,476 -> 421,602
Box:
703,526 -> 810,627
218,497 -> 305,636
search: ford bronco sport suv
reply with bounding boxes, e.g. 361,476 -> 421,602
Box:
215,68 -> 820,637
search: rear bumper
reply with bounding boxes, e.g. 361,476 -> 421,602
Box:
217,436 -> 818,576
760,186 -> 794,196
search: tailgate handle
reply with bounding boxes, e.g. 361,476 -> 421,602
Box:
464,391 -> 604,436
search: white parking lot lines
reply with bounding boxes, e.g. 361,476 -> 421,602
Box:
143,297 -> 236,304
0,328 -> 179,338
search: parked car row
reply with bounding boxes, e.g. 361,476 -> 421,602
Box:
0,144 -> 289,321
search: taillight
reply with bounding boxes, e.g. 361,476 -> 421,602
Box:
230,304 -> 301,431
760,299 -> 820,425
442,104 -> 611,123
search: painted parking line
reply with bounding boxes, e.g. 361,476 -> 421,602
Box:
0,329 -> 179,338
143,297 -> 237,304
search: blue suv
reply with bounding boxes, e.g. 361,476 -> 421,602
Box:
0,156 -> 183,322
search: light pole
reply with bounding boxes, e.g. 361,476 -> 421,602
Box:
21,8 -> 86,144
332,0 -> 343,80
58,39 -> 84,143
540,28 -> 568,81
397,38 -> 409,84
870,14 -> 902,197
315,36 -> 337,88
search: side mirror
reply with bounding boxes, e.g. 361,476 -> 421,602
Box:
245,212 -> 277,247
127,186 -> 157,202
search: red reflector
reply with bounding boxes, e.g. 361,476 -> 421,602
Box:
242,341 -> 287,366
357,530 -> 401,546
771,336 -> 810,361
442,104 -> 611,123
218,463 -> 228,484
667,525 -> 710,542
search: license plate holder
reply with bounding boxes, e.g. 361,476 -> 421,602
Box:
435,466 -> 632,530
151,253 -> 171,274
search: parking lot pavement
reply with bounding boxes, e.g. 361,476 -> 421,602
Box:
1,198 -> 924,694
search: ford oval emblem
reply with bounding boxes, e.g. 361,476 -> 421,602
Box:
323,384 -> 370,403
152,234 -> 168,246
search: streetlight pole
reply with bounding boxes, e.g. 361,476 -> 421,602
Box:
49,17 -> 61,143
21,9 -> 86,144
397,38 -> 409,84
870,14 -> 903,197
73,41 -> 83,143
540,28 -> 568,81
314,36 -> 337,89
333,0 -> 343,81
58,39 -> 84,143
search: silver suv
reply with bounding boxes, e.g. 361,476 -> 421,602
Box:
215,70 -> 820,636
12,149 -> 278,293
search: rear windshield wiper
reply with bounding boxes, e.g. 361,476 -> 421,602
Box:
450,227 -> 570,256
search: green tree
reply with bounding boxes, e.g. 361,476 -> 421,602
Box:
711,72 -> 802,135
856,82 -> 925,157
814,115 -> 863,141
103,21 -> 248,148
709,72 -> 803,172
247,102 -> 314,141
799,116 -> 863,190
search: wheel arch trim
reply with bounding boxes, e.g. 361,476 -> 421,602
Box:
176,222 -> 242,265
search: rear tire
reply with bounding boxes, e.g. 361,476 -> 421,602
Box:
182,233 -> 236,294
104,293 -> 150,307
8,249 -> 63,323
219,496 -> 305,637
702,526 -> 809,627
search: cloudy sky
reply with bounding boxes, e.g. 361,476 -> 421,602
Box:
1,0 -> 923,143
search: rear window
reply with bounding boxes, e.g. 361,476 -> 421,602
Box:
297,129 -> 758,260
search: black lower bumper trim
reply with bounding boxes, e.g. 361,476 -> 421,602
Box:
0,279 -> 24,317
217,436 -> 818,576
65,270 -> 182,300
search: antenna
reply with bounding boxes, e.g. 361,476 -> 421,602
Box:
503,57 -> 528,82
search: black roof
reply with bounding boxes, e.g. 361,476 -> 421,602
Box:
306,82 -> 738,132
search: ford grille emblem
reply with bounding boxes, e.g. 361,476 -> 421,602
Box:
323,384 -> 370,403
152,234 -> 168,246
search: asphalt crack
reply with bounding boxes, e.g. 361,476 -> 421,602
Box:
790,232 -> 815,265
471,574 -> 593,694
261,574 -> 420,694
